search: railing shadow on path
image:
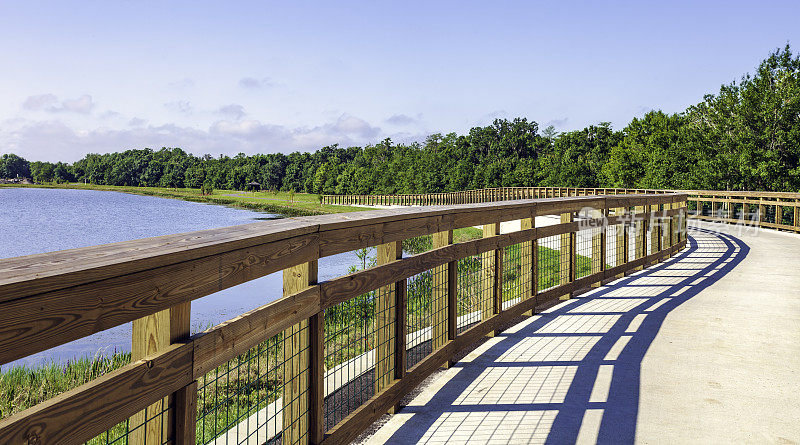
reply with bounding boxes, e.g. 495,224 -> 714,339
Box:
375,226 -> 749,444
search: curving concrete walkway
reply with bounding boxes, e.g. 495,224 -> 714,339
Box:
362,221 -> 800,444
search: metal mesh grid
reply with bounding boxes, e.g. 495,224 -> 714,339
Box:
501,242 -> 532,309
405,264 -> 446,369
194,325 -> 307,445
575,226 -> 596,279
456,253 -> 491,334
87,401 -> 172,445
537,235 -> 562,291
323,286 -> 383,430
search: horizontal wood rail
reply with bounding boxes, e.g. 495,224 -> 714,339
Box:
323,187 -> 800,234
0,193 -> 688,445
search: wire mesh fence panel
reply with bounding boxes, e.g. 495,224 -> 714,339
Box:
193,327 -> 305,445
537,235 -> 562,291
405,265 -> 447,369
456,253 -> 491,334
605,224 -> 619,269
323,287 -> 381,431
86,402 -> 172,445
575,226 -> 598,279
501,243 -> 530,309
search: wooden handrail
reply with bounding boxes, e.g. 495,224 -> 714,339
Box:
0,193 -> 688,444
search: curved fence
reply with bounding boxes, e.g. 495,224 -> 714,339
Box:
0,193 -> 687,444
323,187 -> 800,234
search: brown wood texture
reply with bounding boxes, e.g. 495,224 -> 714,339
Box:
0,342 -> 193,445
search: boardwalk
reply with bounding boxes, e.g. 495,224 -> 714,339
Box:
363,221 -> 800,444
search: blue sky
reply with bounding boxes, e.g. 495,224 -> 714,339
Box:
1,1 -> 799,162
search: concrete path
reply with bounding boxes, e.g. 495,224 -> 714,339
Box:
361,221 -> 800,444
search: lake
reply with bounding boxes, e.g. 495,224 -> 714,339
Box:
0,188 -> 364,369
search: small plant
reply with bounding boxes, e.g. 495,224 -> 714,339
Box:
287,189 -> 295,207
317,194 -> 324,207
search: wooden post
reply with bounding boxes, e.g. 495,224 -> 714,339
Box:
376,241 -> 401,412
482,222 -> 500,336
309,311 -> 324,444
759,201 -> 765,227
432,231 -> 452,352
129,301 -> 191,445
616,207 -> 626,276
650,204 -> 660,261
634,205 -> 645,271
795,200 -> 799,232
559,212 -> 574,300
521,214 -> 536,315
591,208 -> 603,286
282,261 -> 317,445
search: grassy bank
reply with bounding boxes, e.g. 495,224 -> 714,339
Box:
1,183 -> 366,216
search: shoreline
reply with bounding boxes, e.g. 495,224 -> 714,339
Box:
0,183 -> 366,217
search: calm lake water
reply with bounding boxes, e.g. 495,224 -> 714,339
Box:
0,188 -> 363,369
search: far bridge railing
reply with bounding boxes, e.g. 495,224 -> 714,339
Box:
323,187 -> 800,234
0,193 -> 686,445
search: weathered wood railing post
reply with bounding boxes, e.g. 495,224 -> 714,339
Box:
559,212 -> 574,300
650,203 -> 660,265
129,301 -> 191,445
634,205 -> 645,271
521,212 -> 537,315
482,222 -> 500,336
591,207 -> 604,287
616,206 -> 626,277
432,230 -> 452,354
283,261 -> 317,445
376,241 -> 402,414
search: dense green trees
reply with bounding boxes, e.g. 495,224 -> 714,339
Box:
3,46 -> 800,194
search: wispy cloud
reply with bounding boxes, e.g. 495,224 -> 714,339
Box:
22,94 -> 95,114
167,78 -> 194,89
238,77 -> 275,89
385,113 -> 419,126
2,114 -> 386,162
163,100 -> 193,115
217,104 -> 246,120
545,117 -> 569,128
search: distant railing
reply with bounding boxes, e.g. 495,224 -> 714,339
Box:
0,193 -> 687,444
323,187 -> 800,233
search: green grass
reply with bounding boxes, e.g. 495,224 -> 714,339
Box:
0,183 -> 368,216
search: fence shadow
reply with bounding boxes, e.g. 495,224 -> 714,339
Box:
376,226 -> 749,444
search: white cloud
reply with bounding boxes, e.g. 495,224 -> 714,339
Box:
385,113 -> 418,125
22,94 -> 95,114
163,100 -> 193,115
238,77 -> 274,89
167,78 -> 194,89
1,113 -> 386,162
217,104 -> 246,120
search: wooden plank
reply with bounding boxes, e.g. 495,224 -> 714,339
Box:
0,342 -> 192,445
129,307 -> 171,445
309,313 -> 324,444
0,231 -> 320,366
282,261 -> 316,445
375,241 -> 400,405
0,218 -> 319,302
174,380 -> 197,445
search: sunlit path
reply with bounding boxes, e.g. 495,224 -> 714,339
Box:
362,221 -> 800,444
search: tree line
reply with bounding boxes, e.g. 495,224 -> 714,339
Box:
3,46 -> 799,194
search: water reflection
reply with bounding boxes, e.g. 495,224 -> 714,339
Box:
0,188 -> 362,369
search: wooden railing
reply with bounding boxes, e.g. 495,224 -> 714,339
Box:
324,187 -> 800,233
0,193 -> 687,445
